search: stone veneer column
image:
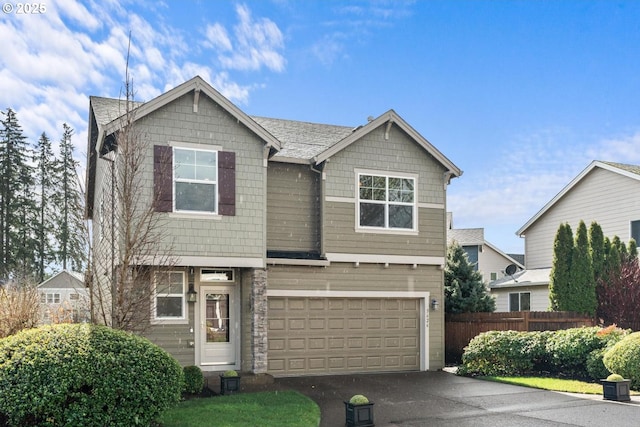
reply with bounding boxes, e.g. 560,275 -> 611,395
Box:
250,268 -> 268,373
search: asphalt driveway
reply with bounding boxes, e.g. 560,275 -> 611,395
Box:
266,370 -> 640,427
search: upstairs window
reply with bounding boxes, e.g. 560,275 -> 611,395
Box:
358,173 -> 415,230
174,148 -> 217,213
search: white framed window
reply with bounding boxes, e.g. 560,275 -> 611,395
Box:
173,147 -> 217,213
200,268 -> 234,282
509,292 -> 530,312
154,271 -> 186,321
357,172 -> 416,231
41,292 -> 61,304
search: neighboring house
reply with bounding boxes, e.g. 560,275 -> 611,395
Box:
446,216 -> 524,283
498,161 -> 640,311
489,267 -> 551,312
38,270 -> 90,324
85,76 -> 462,376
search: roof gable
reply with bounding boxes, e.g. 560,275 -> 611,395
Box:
517,160 -> 640,236
313,110 -> 462,177
38,270 -> 84,289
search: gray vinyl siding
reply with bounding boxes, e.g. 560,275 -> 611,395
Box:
122,93 -> 267,259
267,263 -> 445,370
525,167 -> 640,269
143,306 -> 196,366
321,123 -> 447,257
267,163 -> 320,253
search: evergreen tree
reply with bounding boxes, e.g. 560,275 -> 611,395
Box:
629,239 -> 637,259
570,220 -> 596,315
0,108 -> 35,279
55,124 -> 86,272
444,241 -> 495,313
33,132 -> 58,282
549,223 -> 573,311
589,221 -> 605,284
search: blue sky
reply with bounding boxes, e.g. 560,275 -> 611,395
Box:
2,0 -> 640,254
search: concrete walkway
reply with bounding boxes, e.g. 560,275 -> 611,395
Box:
233,370 -> 640,427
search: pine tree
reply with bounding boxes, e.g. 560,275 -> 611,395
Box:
571,220 -> 596,315
549,223 -> 573,311
55,124 -> 86,272
33,132 -> 58,282
444,241 -> 495,313
0,108 -> 35,279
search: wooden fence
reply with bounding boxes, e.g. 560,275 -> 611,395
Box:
445,311 -> 596,363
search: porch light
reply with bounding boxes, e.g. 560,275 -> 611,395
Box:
431,298 -> 439,311
187,284 -> 198,303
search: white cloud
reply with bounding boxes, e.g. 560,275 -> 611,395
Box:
204,23 -> 232,51
210,3 -> 286,72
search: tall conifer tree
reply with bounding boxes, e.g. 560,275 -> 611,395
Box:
549,223 -> 573,311
33,132 -> 58,282
571,220 -> 596,315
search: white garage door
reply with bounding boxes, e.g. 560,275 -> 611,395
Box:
267,297 -> 420,376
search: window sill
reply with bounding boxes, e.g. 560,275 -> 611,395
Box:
150,318 -> 189,326
168,212 -> 222,220
356,227 -> 419,236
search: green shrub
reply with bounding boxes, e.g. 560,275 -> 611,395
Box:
349,394 -> 369,405
459,330 -> 550,376
545,327 -> 603,377
603,332 -> 640,389
606,373 -> 625,381
585,326 -> 629,380
223,369 -> 239,377
0,324 -> 184,427
183,365 -> 205,394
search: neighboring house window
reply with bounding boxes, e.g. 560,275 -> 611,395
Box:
174,148 -> 218,213
462,245 -> 479,271
509,292 -> 530,311
358,173 -> 415,230
69,293 -> 79,300
490,272 -> 497,281
41,292 -> 61,304
154,145 -> 236,215
154,271 -> 185,320
631,220 -> 640,245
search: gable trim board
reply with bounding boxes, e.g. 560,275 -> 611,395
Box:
517,161 -> 640,236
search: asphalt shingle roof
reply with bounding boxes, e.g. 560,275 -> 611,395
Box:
251,116 -> 355,161
90,96 -> 143,126
601,161 -> 640,176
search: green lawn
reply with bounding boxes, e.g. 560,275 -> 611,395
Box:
479,376 -> 639,395
157,390 -> 320,427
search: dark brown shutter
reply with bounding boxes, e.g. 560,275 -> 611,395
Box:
154,145 -> 173,212
218,151 -> 236,216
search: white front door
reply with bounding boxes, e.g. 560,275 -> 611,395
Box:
199,285 -> 238,367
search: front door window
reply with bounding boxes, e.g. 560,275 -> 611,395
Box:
206,293 -> 229,343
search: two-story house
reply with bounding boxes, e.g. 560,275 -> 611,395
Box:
492,161 -> 640,312
86,76 -> 462,376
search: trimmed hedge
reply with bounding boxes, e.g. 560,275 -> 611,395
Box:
459,330 -> 551,376
0,324 -> 184,427
603,332 -> 640,389
459,326 -> 628,379
183,365 -> 205,395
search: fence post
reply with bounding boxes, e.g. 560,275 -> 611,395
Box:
524,311 -> 530,331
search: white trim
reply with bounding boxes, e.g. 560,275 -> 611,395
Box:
167,212 -> 222,220
168,140 -> 223,151
266,258 -> 331,267
174,256 -> 264,268
325,196 -> 355,204
266,289 -> 429,371
325,252 -> 444,266
418,202 -> 445,210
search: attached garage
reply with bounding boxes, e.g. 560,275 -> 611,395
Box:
266,291 -> 429,376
